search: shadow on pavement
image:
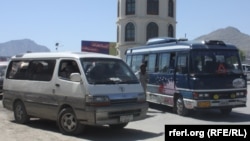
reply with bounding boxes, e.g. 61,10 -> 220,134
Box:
148,102 -> 250,123
11,119 -> 163,141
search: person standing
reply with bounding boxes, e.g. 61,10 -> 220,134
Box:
136,62 -> 148,93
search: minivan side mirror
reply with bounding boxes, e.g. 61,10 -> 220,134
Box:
70,73 -> 82,82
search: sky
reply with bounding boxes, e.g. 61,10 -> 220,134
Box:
1,0 -> 250,52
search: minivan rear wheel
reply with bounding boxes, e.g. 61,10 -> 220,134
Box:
14,101 -> 30,124
57,108 -> 83,135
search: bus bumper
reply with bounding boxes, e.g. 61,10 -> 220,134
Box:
183,98 -> 247,109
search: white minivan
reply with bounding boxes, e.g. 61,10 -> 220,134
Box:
2,52 -> 148,135
0,61 -> 8,93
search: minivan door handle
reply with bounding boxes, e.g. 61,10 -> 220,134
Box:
55,84 -> 60,87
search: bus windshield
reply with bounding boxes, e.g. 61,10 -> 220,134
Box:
190,50 -> 242,74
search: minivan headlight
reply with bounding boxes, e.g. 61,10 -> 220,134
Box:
86,95 -> 110,106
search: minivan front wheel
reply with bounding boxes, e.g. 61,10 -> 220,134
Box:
14,101 -> 30,124
57,108 -> 83,135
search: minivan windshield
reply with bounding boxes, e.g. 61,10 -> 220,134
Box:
191,50 -> 242,74
81,58 -> 139,84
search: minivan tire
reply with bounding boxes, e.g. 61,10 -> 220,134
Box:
57,108 -> 83,135
14,101 -> 30,124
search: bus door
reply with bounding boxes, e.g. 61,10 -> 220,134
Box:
175,53 -> 189,89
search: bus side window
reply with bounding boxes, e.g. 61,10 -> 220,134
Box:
147,54 -> 156,73
158,53 -> 170,73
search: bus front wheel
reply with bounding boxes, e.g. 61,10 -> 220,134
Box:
176,97 -> 189,116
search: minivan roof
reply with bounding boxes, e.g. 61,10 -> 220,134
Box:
11,52 -> 120,60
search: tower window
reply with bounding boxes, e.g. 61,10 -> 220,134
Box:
125,22 -> 135,41
147,0 -> 159,15
146,22 -> 158,41
126,0 -> 135,15
168,24 -> 174,37
168,0 -> 174,17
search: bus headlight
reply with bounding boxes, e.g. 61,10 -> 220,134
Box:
193,92 -> 210,99
236,91 -> 246,97
86,95 -> 110,106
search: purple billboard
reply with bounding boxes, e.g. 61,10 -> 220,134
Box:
81,41 -> 110,54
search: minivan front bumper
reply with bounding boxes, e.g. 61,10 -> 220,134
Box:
76,102 -> 148,125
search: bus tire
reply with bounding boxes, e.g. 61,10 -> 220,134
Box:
57,108 -> 83,135
176,97 -> 189,116
220,108 -> 232,115
14,101 -> 30,124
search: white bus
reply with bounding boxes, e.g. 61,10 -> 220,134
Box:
125,37 -> 247,116
2,52 -> 148,135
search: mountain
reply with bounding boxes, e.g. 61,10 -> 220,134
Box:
0,39 -> 50,57
1,26 -> 249,58
194,26 -> 250,52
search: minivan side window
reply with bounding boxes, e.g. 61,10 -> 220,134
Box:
58,60 -> 80,80
6,60 -> 56,81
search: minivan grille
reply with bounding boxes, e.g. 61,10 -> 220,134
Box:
108,109 -> 141,118
110,98 -> 137,104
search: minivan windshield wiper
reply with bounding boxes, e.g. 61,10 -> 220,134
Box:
118,79 -> 139,84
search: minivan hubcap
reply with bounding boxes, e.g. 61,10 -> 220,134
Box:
61,113 -> 76,131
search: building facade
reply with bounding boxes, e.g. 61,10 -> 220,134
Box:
116,0 -> 177,59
